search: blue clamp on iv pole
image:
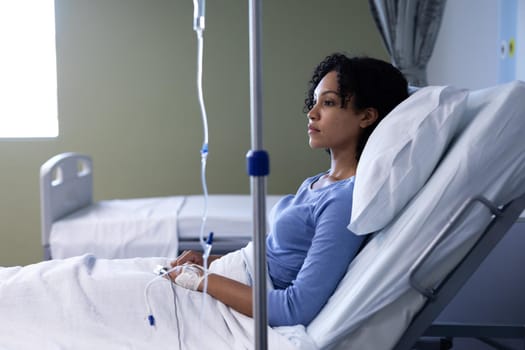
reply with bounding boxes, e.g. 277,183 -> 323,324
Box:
246,150 -> 269,176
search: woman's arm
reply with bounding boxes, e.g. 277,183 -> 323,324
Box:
200,274 -> 253,317
169,250 -> 253,317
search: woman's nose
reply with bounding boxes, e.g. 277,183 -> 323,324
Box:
307,105 -> 319,120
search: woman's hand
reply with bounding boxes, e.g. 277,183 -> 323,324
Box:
169,250 -> 223,271
167,263 -> 205,291
170,250 -> 204,268
167,250 -> 205,288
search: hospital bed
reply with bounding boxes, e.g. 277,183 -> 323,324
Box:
304,81 -> 525,349
39,153 -> 283,260
8,81 -> 521,350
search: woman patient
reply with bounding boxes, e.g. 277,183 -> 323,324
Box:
167,52 -> 408,327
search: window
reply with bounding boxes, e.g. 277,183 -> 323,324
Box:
0,0 -> 58,138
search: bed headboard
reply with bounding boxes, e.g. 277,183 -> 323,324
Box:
40,152 -> 93,259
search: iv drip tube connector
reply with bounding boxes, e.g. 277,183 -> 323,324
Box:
192,0 -> 205,32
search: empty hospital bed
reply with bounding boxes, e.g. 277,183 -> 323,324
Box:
40,153 -> 283,260
8,81 -> 521,349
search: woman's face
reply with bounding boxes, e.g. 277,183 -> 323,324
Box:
307,71 -> 365,153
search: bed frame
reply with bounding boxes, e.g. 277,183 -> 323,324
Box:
40,152 -> 93,260
397,194 -> 525,350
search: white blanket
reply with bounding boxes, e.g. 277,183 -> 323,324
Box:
0,250 -> 308,350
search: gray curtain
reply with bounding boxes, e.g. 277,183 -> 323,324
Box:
369,0 -> 447,86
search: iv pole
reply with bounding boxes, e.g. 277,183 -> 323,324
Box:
246,0 -> 269,349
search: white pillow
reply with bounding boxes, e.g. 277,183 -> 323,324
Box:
348,86 -> 468,234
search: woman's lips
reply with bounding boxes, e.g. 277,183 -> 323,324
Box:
308,125 -> 320,134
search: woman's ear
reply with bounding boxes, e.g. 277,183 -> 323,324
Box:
359,108 -> 379,128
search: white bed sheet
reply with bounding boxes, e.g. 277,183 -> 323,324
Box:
50,196 -> 185,259
50,194 -> 283,259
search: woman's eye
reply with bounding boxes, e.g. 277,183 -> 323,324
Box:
323,99 -> 335,106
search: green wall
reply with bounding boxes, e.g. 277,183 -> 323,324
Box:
0,0 -> 387,266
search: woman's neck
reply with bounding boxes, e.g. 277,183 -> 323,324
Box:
311,152 -> 357,190
328,151 -> 358,180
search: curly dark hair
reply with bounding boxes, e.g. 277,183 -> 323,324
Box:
304,53 -> 409,160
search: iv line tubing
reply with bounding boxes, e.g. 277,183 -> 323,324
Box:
195,28 -> 211,312
195,23 -> 209,253
196,29 -> 209,150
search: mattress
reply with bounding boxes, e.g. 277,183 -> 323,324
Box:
178,194 -> 283,239
49,194 -> 284,259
